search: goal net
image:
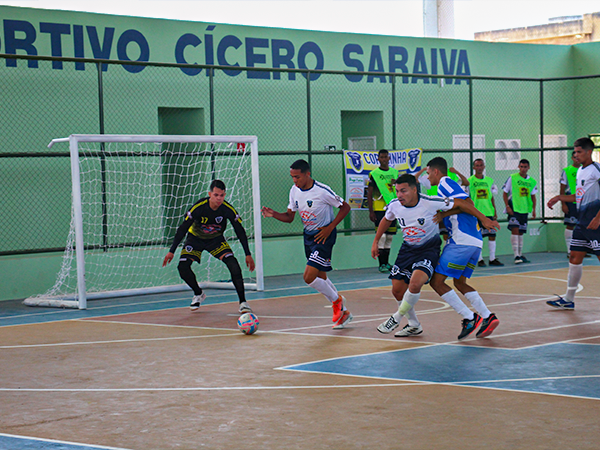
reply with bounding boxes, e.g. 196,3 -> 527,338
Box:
24,135 -> 263,309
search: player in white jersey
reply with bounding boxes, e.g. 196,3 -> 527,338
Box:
547,137 -> 600,310
426,157 -> 501,340
374,173 -> 499,337
261,159 -> 353,328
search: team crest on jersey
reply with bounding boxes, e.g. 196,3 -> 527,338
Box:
307,200 -> 313,207
346,151 -> 363,173
215,216 -> 223,223
185,245 -> 193,252
418,218 -> 425,225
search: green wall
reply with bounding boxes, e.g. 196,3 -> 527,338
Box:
0,5 -> 597,301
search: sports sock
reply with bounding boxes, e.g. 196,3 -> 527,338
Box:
511,235 -> 519,257
324,277 -> 339,297
565,262 -> 583,302
380,249 -> 391,266
177,259 -> 203,296
517,234 -> 524,256
565,228 -> 573,253
223,255 -> 246,303
405,307 -> 421,327
309,277 -> 339,303
441,290 -> 474,320
464,291 -> 491,319
489,240 -> 496,261
398,290 -> 420,316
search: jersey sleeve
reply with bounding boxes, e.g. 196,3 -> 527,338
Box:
502,177 -> 512,194
491,184 -> 498,195
435,197 -> 455,212
321,186 -> 344,208
287,187 -> 297,211
384,200 -> 398,221
560,170 -> 568,186
418,173 -> 431,191
438,177 -> 468,199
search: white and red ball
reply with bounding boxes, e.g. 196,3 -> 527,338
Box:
237,312 -> 259,335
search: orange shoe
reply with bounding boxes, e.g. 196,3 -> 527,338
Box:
332,296 -> 345,322
333,310 -> 353,329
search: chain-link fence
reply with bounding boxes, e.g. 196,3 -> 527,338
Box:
1,54 -> 598,256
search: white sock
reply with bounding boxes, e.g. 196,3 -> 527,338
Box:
565,263 -> 583,302
511,235 -> 519,257
464,291 -> 491,319
324,277 -> 339,297
398,290 -> 421,316
565,228 -> 573,253
308,278 -> 339,303
478,252 -> 484,263
489,240 -> 496,261
405,308 -> 421,327
441,290 -> 474,320
517,235 -> 524,256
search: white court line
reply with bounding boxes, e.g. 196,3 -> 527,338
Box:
0,433 -> 131,450
0,330 -> 242,349
0,381 -> 430,392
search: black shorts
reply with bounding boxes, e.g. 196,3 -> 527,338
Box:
478,216 -> 497,238
570,225 -> 600,255
508,211 -> 528,235
374,210 -> 397,235
304,228 -> 337,272
390,238 -> 442,284
180,234 -> 233,262
564,202 -> 578,226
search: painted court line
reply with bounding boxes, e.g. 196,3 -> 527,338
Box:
0,433 -> 131,450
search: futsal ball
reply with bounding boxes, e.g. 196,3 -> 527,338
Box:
237,312 -> 259,335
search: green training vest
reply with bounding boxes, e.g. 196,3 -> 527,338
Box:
371,167 -> 399,207
510,173 -> 537,214
563,165 -> 578,204
468,175 -> 495,216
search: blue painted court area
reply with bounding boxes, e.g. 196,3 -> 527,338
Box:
0,433 -> 130,450
284,342 -> 600,400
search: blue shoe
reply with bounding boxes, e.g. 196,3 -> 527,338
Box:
546,296 -> 574,310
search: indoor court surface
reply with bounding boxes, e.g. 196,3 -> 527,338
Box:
1,252 -> 599,450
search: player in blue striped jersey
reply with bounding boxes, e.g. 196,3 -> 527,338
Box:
261,159 -> 353,329
374,173 -> 499,337
426,157 -> 501,340
547,137 -> 600,310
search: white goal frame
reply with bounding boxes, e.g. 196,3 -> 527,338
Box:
24,134 -> 263,309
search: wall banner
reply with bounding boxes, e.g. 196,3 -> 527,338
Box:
343,148 -> 422,210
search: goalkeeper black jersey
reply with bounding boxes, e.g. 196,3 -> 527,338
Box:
169,197 -> 251,256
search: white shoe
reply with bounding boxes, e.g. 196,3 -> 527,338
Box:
190,293 -> 206,311
394,324 -> 423,337
377,315 -> 399,334
239,302 -> 252,313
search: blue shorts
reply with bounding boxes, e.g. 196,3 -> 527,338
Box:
390,238 -> 441,284
304,228 -> 337,272
435,243 -> 481,279
564,202 -> 578,226
508,211 -> 528,235
570,225 -> 600,255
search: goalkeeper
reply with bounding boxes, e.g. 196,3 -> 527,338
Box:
163,179 -> 255,313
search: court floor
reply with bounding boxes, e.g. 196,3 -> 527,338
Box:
1,252 -> 599,450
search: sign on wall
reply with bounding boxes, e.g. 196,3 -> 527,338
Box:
343,149 -> 422,209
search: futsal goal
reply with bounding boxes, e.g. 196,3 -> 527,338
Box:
23,135 -> 263,309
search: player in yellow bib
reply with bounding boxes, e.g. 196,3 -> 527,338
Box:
367,150 -> 399,273
468,158 -> 504,267
502,159 -> 537,264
